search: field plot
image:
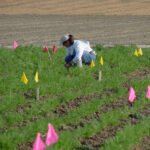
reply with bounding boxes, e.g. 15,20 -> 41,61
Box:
0,45 -> 150,150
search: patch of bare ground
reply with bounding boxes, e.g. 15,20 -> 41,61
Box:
18,141 -> 33,150
133,145 -> 147,150
14,93 -> 59,113
123,66 -> 150,88
0,117 -> 38,134
133,136 -> 150,150
23,91 -> 58,101
77,104 -> 150,150
0,90 -> 114,133
16,103 -> 32,113
18,135 -> 47,150
53,90 -> 115,116
58,96 -> 128,133
22,91 -> 35,100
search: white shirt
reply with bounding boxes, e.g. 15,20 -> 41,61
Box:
66,40 -> 94,63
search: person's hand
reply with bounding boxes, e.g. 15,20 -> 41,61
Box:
64,63 -> 71,69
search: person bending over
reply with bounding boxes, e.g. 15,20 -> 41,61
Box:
60,34 -> 96,69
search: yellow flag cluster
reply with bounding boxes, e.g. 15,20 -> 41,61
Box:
134,48 -> 143,56
91,60 -> 95,67
100,56 -> 104,66
138,48 -> 143,55
34,72 -> 38,83
91,56 -> 104,68
21,72 -> 39,84
21,72 -> 28,84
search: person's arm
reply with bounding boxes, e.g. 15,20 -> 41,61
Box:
66,48 -> 69,57
72,42 -> 83,63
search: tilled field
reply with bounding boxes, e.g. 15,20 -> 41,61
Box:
0,0 -> 150,47
0,15 -> 150,47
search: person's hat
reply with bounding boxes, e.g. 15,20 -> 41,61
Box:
60,34 -> 69,45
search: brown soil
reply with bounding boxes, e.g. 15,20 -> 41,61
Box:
123,66 -> 150,88
139,104 -> 150,117
23,91 -> 34,100
125,66 -> 150,81
100,96 -> 127,113
0,15 -> 150,47
16,103 -> 32,113
133,136 -> 150,150
0,0 -> 150,16
18,142 -> 33,150
133,145 -> 147,150
0,117 -> 38,134
0,90 -> 114,134
58,95 -> 128,133
23,91 -> 58,101
80,125 -> 124,149
78,104 -> 150,149
80,115 -> 139,149
53,90 -> 115,116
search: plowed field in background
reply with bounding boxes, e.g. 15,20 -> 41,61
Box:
0,0 -> 150,15
0,0 -> 150,46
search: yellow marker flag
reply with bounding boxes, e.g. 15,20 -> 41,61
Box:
100,56 -> 104,66
21,72 -> 28,84
91,60 -> 95,67
35,72 -> 38,83
138,48 -> 143,55
134,49 -> 138,56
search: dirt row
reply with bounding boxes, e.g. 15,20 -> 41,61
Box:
17,100 -> 150,150
133,136 -> 150,150
0,89 -> 115,134
3,65 -> 150,117
77,104 -> 150,150
1,65 -> 150,149
123,66 -> 150,88
1,65 -> 149,133
58,96 -> 127,134
53,89 -> 114,116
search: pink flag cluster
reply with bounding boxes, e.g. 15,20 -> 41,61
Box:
46,123 -> 59,146
128,86 -> 150,104
146,86 -> 150,99
128,87 -> 136,103
13,41 -> 18,49
53,45 -> 58,53
33,123 -> 59,150
33,133 -> 46,150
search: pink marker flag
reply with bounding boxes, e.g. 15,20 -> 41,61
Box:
128,87 -> 136,103
46,123 -> 59,146
13,41 -> 18,49
0,44 -> 2,48
43,46 -> 48,53
52,45 -> 58,53
33,133 -> 46,150
146,86 -> 150,99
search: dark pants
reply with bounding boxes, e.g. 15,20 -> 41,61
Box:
65,51 -> 96,64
